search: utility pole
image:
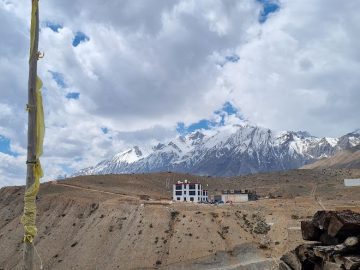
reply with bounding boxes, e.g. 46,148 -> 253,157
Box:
23,1 -> 40,269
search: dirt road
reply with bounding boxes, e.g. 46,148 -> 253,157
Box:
53,181 -> 140,200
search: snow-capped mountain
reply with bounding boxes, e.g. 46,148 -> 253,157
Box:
74,125 -> 360,177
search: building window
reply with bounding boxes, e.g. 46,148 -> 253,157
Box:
190,197 -> 194,201
177,197 -> 180,201
189,184 -> 195,189
189,191 -> 195,195
184,198 -> 187,201
184,191 -> 186,195
176,185 -> 182,190
175,191 -> 182,196
198,191 -> 200,195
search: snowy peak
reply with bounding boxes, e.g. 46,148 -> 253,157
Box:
324,138 -> 339,147
73,125 -> 360,177
294,131 -> 314,139
113,146 -> 145,164
187,131 -> 205,144
153,143 -> 166,151
337,131 -> 360,149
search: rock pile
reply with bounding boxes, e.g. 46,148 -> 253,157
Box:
280,210 -> 360,270
253,217 -> 271,234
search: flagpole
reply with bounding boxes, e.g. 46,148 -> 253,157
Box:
24,1 -> 40,269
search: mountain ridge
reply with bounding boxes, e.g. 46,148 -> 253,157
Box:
73,124 -> 360,177
301,144 -> 360,170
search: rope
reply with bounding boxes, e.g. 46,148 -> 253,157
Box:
26,104 -> 36,111
33,243 -> 43,270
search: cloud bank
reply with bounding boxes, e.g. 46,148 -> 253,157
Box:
0,0 -> 359,186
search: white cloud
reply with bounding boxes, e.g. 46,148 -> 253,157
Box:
0,0 -> 359,186
0,153 -> 26,187
225,0 -> 360,137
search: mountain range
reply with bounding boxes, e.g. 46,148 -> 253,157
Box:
302,144 -> 360,170
74,124 -> 360,177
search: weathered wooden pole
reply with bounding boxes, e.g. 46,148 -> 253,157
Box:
23,1 -> 40,269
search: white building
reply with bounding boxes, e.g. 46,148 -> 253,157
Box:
344,179 -> 360,187
214,190 -> 258,203
173,180 -> 208,202
221,193 -> 249,203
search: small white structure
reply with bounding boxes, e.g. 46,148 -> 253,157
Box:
215,190 -> 258,203
173,180 -> 208,202
221,193 -> 249,203
344,179 -> 360,187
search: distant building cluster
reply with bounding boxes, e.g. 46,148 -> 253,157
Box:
172,180 -> 258,203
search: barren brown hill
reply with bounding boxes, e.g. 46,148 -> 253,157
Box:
1,169 -> 360,269
302,145 -> 360,170
61,168 -> 360,200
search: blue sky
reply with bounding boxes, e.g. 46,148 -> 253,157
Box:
49,70 -> 67,88
45,22 -> 90,48
257,0 -> 280,23
101,127 -> 109,134
176,102 -> 241,135
66,92 -> 80,100
102,102 -> 241,137
0,135 -> 17,156
72,32 -> 90,47
49,70 -> 80,99
45,21 -> 63,33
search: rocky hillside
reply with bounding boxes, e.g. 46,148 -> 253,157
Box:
0,180 -> 277,270
2,170 -> 360,269
302,145 -> 360,170
74,125 -> 360,177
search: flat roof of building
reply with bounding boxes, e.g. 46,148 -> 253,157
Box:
175,183 -> 202,185
344,179 -> 360,187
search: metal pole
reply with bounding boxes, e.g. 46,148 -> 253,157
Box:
23,1 -> 40,269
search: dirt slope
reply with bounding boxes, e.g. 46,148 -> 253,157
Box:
0,184 -> 275,270
302,145 -> 360,169
0,169 -> 360,269
62,168 -> 360,200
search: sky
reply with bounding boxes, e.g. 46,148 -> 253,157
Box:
0,0 -> 359,186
